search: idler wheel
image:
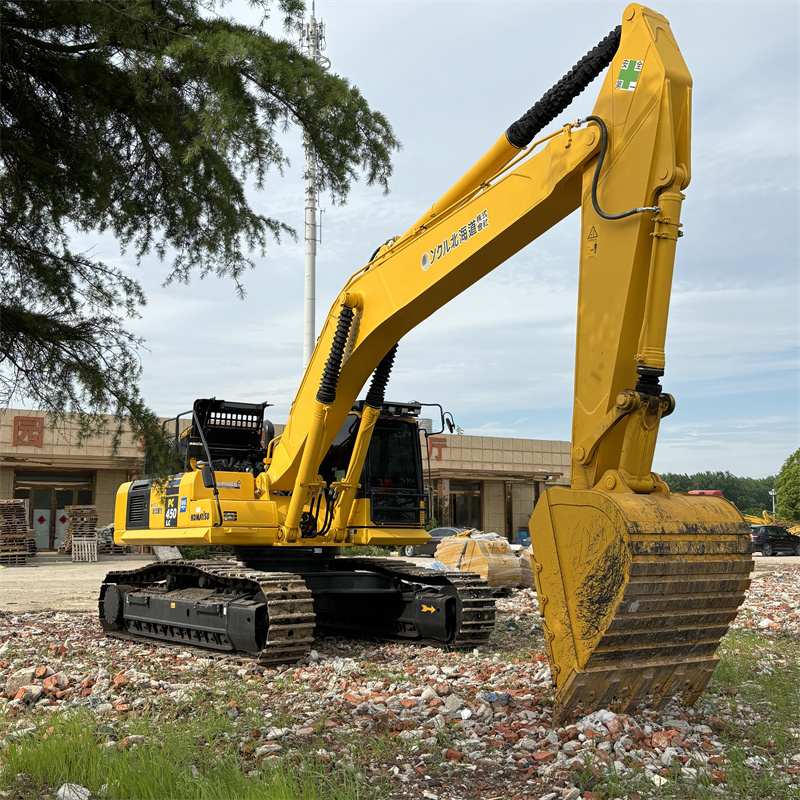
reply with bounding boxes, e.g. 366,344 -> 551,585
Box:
103,584 -> 132,626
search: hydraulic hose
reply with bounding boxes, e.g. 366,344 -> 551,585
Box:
581,115 -> 660,220
365,345 -> 398,409
317,306 -> 354,404
506,26 -> 621,148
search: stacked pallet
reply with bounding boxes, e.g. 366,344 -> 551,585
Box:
26,526 -> 36,555
97,524 -> 125,555
0,500 -> 29,566
66,505 -> 98,562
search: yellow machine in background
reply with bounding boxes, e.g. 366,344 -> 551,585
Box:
103,4 -> 752,720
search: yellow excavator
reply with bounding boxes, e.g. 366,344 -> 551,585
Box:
102,4 -> 753,720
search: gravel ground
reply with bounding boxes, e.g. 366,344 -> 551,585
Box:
0,561 -> 798,799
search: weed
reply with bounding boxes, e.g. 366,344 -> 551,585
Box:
0,704 -> 382,800
347,545 -> 392,557
361,663 -> 410,683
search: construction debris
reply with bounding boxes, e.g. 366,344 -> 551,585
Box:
1,563 -> 796,799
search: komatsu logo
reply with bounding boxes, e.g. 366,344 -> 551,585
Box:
216,480 -> 242,490
421,209 -> 489,270
191,512 -> 211,522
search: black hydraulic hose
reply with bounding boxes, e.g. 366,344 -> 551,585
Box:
317,306 -> 354,404
318,486 -> 336,537
506,26 -> 621,148
582,114 -> 660,220
365,344 -> 398,409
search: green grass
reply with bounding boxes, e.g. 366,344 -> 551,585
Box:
346,545 -> 393,557
361,663 -> 410,683
0,705 -> 378,800
587,629 -> 800,800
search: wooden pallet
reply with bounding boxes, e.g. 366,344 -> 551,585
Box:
72,539 -> 98,563
0,501 -> 28,565
0,551 -> 28,566
60,505 -> 99,553
0,500 -> 29,535
98,541 -> 126,555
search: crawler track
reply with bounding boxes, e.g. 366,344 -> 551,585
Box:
100,557 -> 497,661
100,560 -> 315,665
329,557 -> 497,647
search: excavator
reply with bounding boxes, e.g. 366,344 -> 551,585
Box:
101,4 -> 753,720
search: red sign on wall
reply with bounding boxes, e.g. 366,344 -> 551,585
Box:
12,416 -> 44,448
427,437 -> 447,461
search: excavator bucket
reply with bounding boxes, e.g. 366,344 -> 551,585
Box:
529,488 -> 753,723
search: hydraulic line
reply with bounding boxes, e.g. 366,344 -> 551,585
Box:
365,345 -> 398,409
329,344 -> 399,535
404,26 -> 622,239
506,27 -> 621,148
285,305 -> 355,539
580,115 -> 660,220
317,306 -> 355,404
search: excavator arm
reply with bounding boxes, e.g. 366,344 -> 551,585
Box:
265,4 -> 689,523
263,3 -> 751,717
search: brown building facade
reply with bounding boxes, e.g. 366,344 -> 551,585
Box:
422,432 -> 570,540
0,409 -> 141,550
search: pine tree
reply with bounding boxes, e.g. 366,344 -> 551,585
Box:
0,0 -> 399,472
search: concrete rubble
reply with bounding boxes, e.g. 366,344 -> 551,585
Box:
0,565 -> 798,799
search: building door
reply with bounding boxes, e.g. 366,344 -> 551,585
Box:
55,489 -> 76,547
13,472 -> 94,549
31,489 -> 52,550
450,482 -> 482,529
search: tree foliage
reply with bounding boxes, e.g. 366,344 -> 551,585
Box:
0,0 -> 399,471
658,470 -> 777,516
775,448 -> 800,522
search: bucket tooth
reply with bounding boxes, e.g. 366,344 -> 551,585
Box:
530,487 -> 753,720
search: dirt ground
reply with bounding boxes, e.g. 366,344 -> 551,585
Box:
0,553 -> 155,612
0,551 -> 796,614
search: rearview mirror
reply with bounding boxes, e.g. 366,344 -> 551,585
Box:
201,464 -> 215,488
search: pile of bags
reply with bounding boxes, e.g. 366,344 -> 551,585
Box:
432,529 -> 538,590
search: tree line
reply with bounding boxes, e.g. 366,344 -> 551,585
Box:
659,471 -> 776,517
659,449 -> 800,522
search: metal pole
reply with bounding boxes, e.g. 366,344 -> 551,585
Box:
301,5 -> 330,369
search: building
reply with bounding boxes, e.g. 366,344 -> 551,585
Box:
421,432 -> 569,539
0,408 -> 571,549
0,409 -> 141,550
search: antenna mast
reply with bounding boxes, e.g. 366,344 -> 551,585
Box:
301,3 -> 330,369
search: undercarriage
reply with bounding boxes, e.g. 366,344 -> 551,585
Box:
99,553 -> 496,662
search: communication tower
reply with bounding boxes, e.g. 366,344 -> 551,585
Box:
300,3 -> 330,368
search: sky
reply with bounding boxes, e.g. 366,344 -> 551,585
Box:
89,0 -> 799,479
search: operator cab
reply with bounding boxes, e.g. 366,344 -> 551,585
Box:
320,401 -> 427,526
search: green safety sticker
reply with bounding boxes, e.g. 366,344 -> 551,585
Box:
616,58 -> 643,91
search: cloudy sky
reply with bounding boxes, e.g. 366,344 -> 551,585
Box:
107,1 -> 797,479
